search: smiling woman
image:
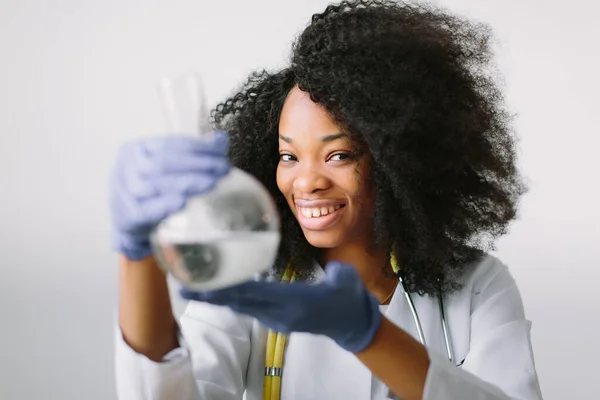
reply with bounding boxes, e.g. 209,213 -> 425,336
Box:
111,1 -> 542,399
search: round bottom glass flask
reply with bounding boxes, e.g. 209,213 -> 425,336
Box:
150,169 -> 280,291
150,73 -> 281,291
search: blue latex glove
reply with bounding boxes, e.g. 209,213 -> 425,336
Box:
180,261 -> 382,353
109,132 -> 231,260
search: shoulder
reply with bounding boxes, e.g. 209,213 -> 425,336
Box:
461,253 -> 512,289
456,253 -> 521,313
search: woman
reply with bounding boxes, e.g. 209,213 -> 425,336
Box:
110,1 -> 543,399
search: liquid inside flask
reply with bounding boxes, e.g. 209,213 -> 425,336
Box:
150,73 -> 281,291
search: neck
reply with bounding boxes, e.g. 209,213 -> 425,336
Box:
319,242 -> 397,303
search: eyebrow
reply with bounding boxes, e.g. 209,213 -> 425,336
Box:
279,133 -> 348,143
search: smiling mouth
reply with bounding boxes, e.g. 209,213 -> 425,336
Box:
297,204 -> 345,218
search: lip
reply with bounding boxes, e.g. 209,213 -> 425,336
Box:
295,204 -> 346,231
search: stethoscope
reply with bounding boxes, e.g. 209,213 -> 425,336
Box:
390,252 -> 455,365
396,273 -> 455,364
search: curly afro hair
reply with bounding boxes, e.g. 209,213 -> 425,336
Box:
212,0 -> 525,296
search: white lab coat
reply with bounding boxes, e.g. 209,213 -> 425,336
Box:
114,254 -> 543,399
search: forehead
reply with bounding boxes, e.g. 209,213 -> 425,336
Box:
278,86 -> 342,140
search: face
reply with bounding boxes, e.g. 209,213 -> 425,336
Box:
276,86 -> 374,249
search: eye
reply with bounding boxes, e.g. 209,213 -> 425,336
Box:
328,152 -> 352,162
279,153 -> 297,163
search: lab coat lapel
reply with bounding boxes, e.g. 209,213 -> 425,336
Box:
385,287 -> 452,362
282,333 -> 373,399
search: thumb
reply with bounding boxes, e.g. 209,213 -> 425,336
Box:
325,261 -> 362,289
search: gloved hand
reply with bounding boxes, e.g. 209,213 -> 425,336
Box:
180,261 -> 382,353
109,132 -> 231,261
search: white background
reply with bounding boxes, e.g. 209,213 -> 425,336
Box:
1,0 -> 598,399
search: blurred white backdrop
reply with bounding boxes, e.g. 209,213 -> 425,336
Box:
0,0 -> 598,398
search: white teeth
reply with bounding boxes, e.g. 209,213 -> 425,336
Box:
301,208 -> 312,218
299,205 -> 343,218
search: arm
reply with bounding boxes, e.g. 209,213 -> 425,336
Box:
118,255 -> 178,362
357,258 -> 542,400
111,135 -> 250,399
115,256 -> 253,400
355,316 -> 430,400
115,254 -> 204,400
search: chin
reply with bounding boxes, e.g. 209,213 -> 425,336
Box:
301,229 -> 345,249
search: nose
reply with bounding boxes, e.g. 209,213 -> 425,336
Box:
292,162 -> 331,194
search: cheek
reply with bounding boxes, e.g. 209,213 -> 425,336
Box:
341,168 -> 369,197
276,166 -> 291,197
346,167 -> 374,213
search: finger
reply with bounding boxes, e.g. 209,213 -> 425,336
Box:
132,195 -> 187,225
179,282 -> 279,303
179,287 -> 281,311
324,261 -> 362,289
142,131 -> 229,156
214,281 -> 327,304
116,173 -> 219,226
111,173 -> 158,230
119,165 -> 157,199
141,173 -> 220,198
179,284 -> 255,303
139,153 -> 231,176
227,302 -> 282,314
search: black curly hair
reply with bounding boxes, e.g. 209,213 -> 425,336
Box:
211,0 -> 525,296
